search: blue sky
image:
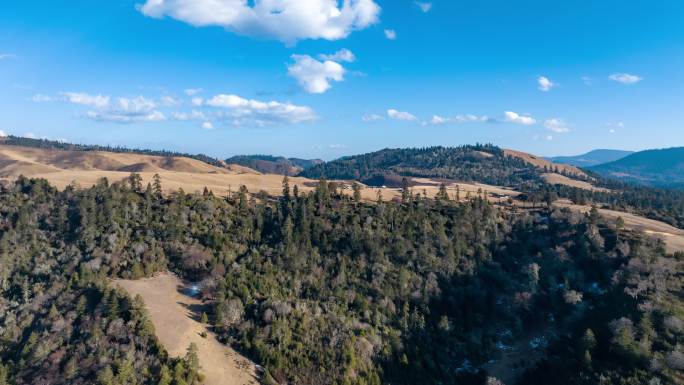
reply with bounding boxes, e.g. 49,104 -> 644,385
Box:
1,0 -> 682,160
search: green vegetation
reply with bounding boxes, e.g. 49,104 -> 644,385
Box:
1,174 -> 683,384
226,155 -> 322,175
299,145 -> 546,188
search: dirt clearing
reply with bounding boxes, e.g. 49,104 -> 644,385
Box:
114,273 -> 258,385
555,200 -> 684,253
542,173 -> 609,192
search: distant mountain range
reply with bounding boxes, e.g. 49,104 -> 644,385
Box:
589,147 -> 684,188
550,149 -> 634,167
226,154 -> 323,176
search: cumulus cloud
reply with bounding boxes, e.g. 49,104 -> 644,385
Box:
160,95 -> 181,106
172,110 -> 207,121
318,48 -> 355,63
288,54 -> 345,94
206,93 -> 317,124
62,92 -> 111,109
0,130 -> 6,137
137,0 -> 381,44
32,94 -> 54,102
38,92 -> 166,123
184,88 -> 203,96
387,109 -> 417,121
504,111 -> 536,125
201,121 -> 214,130
84,96 -> 167,123
544,118 -> 570,133
384,29 -> 397,40
362,113 -> 385,122
191,97 -> 204,106
609,73 -> 642,84
86,109 -> 166,123
430,114 -> 488,125
537,76 -> 556,92
415,2 -> 432,12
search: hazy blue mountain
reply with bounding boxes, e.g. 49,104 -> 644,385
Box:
590,147 -> 684,188
550,149 -> 633,167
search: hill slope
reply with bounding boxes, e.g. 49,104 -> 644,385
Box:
590,147 -> 684,188
301,145 -> 586,188
550,149 -> 633,167
226,155 -> 322,176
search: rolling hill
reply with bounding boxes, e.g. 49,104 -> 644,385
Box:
550,149 -> 634,167
590,147 -> 684,188
300,145 -> 587,188
225,154 -> 322,176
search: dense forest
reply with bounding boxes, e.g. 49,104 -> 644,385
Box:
225,155 -> 322,176
299,145 -> 545,188
1,174 -> 683,384
298,144 -> 684,230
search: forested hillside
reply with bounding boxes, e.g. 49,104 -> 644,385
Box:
1,175 -> 683,384
299,145 -> 549,188
225,155 -> 322,176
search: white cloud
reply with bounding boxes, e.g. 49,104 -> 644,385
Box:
32,94 -> 54,102
430,114 -> 488,125
362,113 -> 384,122
0,130 -> 6,137
86,110 -> 166,123
137,0 -> 381,44
318,48 -> 355,63
431,115 -> 449,125
504,111 -> 536,125
546,135 -> 553,141
61,94 -> 165,123
384,29 -> 397,40
609,128 -> 616,134
173,110 -> 207,121
537,76 -> 556,92
0,53 -> 17,60
117,96 -> 157,112
202,121 -> 214,130
288,54 -> 345,94
84,96 -> 166,123
160,95 -> 181,106
415,2 -> 432,12
61,92 -> 111,109
184,88 -> 203,96
609,73 -> 642,85
581,76 -> 592,86
206,93 -> 317,124
23,133 -> 36,139
387,108 -> 417,121
329,144 -> 346,149
191,97 -> 204,106
544,118 -> 570,133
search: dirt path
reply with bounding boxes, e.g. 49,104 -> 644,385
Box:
114,273 -> 258,385
555,200 -> 684,253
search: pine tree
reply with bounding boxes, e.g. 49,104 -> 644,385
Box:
153,173 -> 163,197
